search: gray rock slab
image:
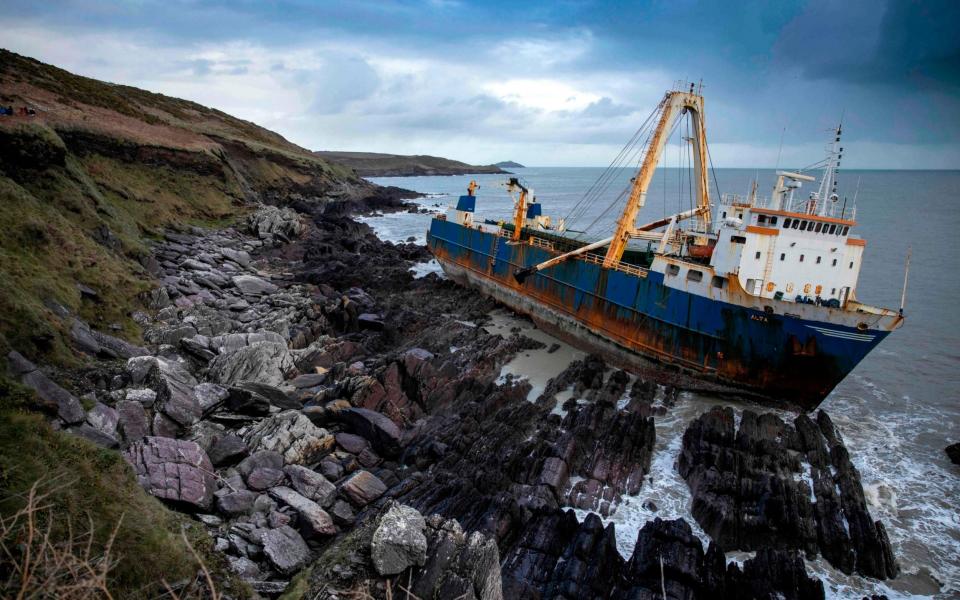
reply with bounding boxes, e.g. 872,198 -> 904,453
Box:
371,503 -> 428,576
268,486 -> 336,538
260,525 -> 310,575
232,275 -> 278,296
284,465 -> 337,507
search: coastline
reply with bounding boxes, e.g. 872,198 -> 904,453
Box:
4,187 -> 933,598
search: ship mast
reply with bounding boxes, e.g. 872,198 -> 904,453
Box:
603,85 -> 712,268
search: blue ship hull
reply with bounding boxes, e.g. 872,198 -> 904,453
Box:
427,217 -> 890,410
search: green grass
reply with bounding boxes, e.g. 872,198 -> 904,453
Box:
0,376 -> 252,598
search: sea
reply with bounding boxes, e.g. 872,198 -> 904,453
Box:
360,167 -> 960,599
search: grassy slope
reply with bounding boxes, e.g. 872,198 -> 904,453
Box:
0,48 -> 359,362
315,150 -> 506,176
0,377 -> 249,598
0,49 -> 363,597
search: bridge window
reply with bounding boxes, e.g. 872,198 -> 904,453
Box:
815,223 -> 823,233
783,218 -> 792,228
711,275 -> 726,289
829,224 -> 836,234
666,264 -> 680,276
791,220 -> 800,229
841,226 -> 849,235
731,235 -> 746,244
769,216 -> 778,225
686,270 -> 703,282
758,215 -> 767,224
755,251 -> 761,259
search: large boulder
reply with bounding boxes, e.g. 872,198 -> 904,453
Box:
8,351 -> 85,424
371,503 -> 428,576
86,401 -> 119,438
338,407 -> 402,457
208,342 -> 295,387
340,470 -> 387,507
243,411 -> 334,465
284,465 -> 337,507
269,486 -> 336,538
946,442 -> 960,466
123,437 -> 217,510
70,319 -> 149,359
259,525 -> 311,575
155,359 -> 202,426
116,400 -> 149,444
231,275 -> 278,297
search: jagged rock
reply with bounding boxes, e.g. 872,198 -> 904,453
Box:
340,470 -> 387,507
289,372 -> 328,388
224,386 -> 270,416
221,247 -> 251,267
151,358 -> 202,426
86,401 -> 119,437
68,423 -> 119,448
260,525 -> 311,575
336,432 -> 369,454
284,465 -> 337,507
227,556 -> 260,579
218,490 -> 258,516
678,406 -> 898,579
70,319 -> 149,359
232,275 -> 279,296
238,450 -> 284,477
247,467 -> 285,491
329,499 -> 356,526
371,502 -> 428,576
945,442 -> 960,466
411,514 -> 502,600
235,381 -> 301,410
193,382 -> 229,414
152,411 -> 180,438
123,437 -> 216,510
727,547 -> 825,600
125,388 -> 157,407
338,407 -> 402,457
9,352 -> 85,424
269,486 -> 336,537
243,410 -> 334,465
126,355 -> 158,385
208,342 -> 295,387
210,331 -> 286,354
116,400 -> 149,444
208,433 -> 248,467
180,335 -> 216,362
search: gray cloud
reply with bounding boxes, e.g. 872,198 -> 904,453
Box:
308,55 -> 380,114
581,97 -> 635,118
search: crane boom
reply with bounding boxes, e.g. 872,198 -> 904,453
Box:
603,88 -> 712,268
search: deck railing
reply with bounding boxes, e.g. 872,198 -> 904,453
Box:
528,236 -> 648,278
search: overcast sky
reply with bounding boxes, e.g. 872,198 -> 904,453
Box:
3,0 -> 958,168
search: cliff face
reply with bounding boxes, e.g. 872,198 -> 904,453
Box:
315,151 -> 507,177
0,49 -> 366,361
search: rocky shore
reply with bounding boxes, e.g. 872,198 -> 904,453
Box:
6,194 -> 898,599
